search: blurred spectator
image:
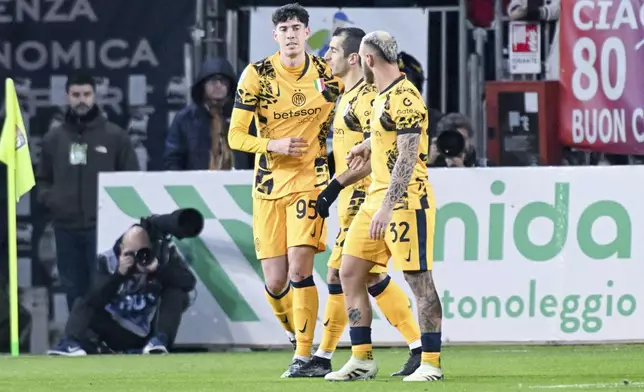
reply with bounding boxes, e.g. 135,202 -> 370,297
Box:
429,112 -> 479,168
397,51 -> 443,136
508,0 -> 560,80
163,57 -> 254,171
36,73 -> 139,311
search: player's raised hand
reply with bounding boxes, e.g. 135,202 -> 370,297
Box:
346,143 -> 371,171
268,137 -> 308,157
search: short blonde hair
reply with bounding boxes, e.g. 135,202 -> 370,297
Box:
362,31 -> 398,63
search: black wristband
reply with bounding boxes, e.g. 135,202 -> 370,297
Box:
326,178 -> 345,195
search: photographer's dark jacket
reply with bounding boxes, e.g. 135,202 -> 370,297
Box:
87,234 -> 196,337
36,106 -> 139,229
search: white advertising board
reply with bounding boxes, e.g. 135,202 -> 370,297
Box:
98,167 -> 644,346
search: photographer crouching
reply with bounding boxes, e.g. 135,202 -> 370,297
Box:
429,113 -> 480,168
47,209 -> 202,356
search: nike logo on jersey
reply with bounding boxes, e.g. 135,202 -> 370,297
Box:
405,249 -> 412,262
275,82 -> 281,97
310,225 -> 317,238
299,320 -> 308,333
323,318 -> 330,327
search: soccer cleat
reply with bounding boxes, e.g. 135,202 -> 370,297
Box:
391,351 -> 421,376
289,355 -> 332,377
280,358 -> 308,378
402,363 -> 443,382
47,337 -> 87,357
324,356 -> 378,381
143,334 -> 169,355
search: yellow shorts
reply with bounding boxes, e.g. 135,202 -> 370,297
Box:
342,207 -> 435,272
328,213 -> 387,274
253,190 -> 327,260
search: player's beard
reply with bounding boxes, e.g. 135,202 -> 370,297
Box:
363,66 -> 375,84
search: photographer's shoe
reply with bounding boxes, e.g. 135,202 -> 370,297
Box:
143,334 -> 168,354
47,337 -> 87,357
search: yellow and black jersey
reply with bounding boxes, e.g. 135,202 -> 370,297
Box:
365,75 -> 434,211
228,52 -> 342,200
332,79 -> 377,217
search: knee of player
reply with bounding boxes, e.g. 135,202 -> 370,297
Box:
338,264 -> 358,283
326,268 -> 341,285
265,277 -> 290,295
365,272 -> 387,287
403,271 -> 432,294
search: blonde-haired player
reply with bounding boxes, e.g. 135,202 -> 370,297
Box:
325,31 -> 443,382
291,26 -> 423,378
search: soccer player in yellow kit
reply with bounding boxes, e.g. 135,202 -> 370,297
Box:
290,27 -> 422,378
227,4 -> 341,377
325,31 -> 443,382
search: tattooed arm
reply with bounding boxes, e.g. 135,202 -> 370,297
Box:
381,133 -> 420,210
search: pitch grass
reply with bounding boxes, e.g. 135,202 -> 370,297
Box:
1,345 -> 644,392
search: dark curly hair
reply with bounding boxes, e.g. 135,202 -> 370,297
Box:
272,3 -> 309,27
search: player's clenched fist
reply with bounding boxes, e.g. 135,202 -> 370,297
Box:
346,142 -> 371,171
267,137 -> 308,157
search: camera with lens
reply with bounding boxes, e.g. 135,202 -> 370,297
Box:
137,208 -> 205,267
434,113 -> 474,160
130,247 -> 154,267
436,129 -> 466,158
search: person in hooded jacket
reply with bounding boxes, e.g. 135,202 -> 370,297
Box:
163,57 -> 255,171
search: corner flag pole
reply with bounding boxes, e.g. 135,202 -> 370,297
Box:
6,131 -> 18,356
1,78 -> 36,356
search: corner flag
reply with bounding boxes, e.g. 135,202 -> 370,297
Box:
0,78 -> 35,356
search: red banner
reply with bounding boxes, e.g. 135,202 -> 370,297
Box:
559,0 -> 644,154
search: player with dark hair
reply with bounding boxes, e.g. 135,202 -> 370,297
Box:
227,3 -> 342,378
291,27 -> 423,378
325,31 -> 443,382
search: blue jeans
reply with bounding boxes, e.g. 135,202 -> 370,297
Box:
54,227 -> 97,311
